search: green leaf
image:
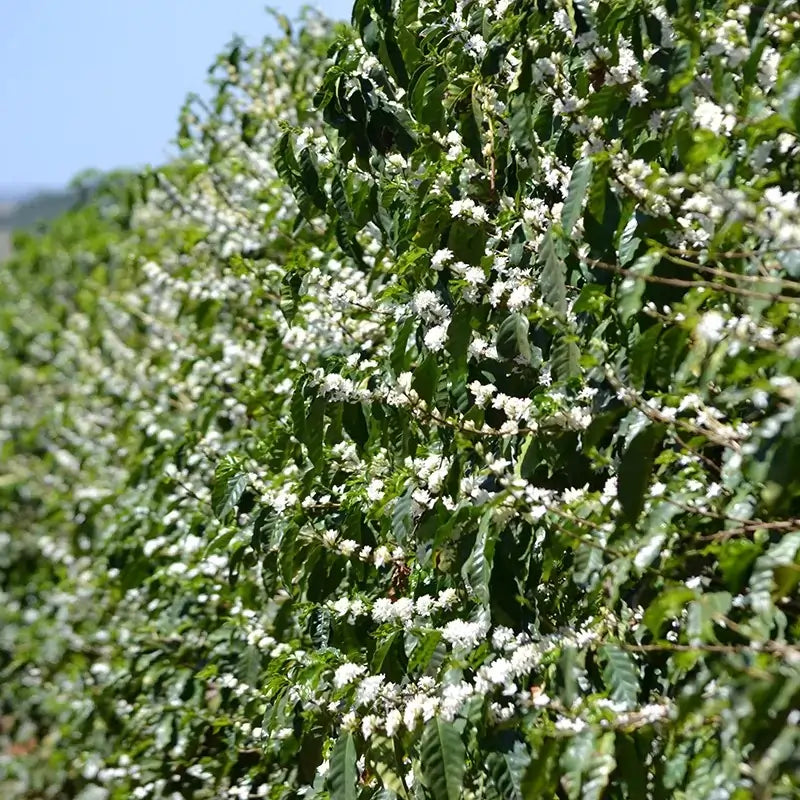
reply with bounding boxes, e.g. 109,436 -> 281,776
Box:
251,508 -> 278,551
372,630 -> 402,673
411,65 -> 445,130
587,156 -> 609,223
616,735 -> 648,799
446,307 -> 472,373
600,645 -> 639,708
413,353 -> 440,404
718,538 -> 760,592
280,270 -> 302,323
749,531 -> 800,615
584,86 -> 622,118
539,227 -> 567,314
343,402 -> 369,450
299,147 -> 327,210
448,218 -> 486,264
573,539 -> 604,587
687,591 -> 732,641
211,459 -> 249,519
496,313 -> 531,362
329,732 -> 358,800
539,231 -> 579,380
572,283 -> 610,316
643,586 -> 697,637
618,423 -> 664,523
291,374 -> 310,442
306,395 -> 326,467
331,172 -> 354,225
392,484 -> 414,543
560,730 -> 595,800
618,212 -> 640,267
240,645 -> 262,686
562,158 -> 593,237
391,317 -> 415,375
274,131 -> 298,188
581,732 -> 617,800
551,334 -> 581,382
617,251 -> 660,323
462,509 -> 496,606
629,322 -> 661,388
573,0 -> 597,28
408,630 -> 443,673
370,735 -> 409,798
487,739 -> 530,800
509,96 -> 533,152
204,528 -> 237,556
309,607 -> 332,649
520,738 -> 562,797
420,718 -> 466,800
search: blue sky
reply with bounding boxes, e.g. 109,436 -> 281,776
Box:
0,1 -> 351,193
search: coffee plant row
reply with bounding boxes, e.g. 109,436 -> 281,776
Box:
3,1 -> 800,797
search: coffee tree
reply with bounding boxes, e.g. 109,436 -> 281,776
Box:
3,1 -> 800,798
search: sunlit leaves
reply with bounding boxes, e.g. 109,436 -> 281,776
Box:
644,586 -> 697,637
617,250 -> 661,323
600,645 -> 640,708
212,458 -> 249,519
370,736 -> 409,799
749,532 -> 800,617
462,508 -> 496,606
560,730 -> 595,800
581,732 -> 617,800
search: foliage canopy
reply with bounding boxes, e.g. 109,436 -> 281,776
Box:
3,1 -> 800,798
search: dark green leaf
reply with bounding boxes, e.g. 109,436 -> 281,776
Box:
539,227 -> 567,314
343,402 -> 369,450
420,718 -> 466,800
392,484 -> 413,543
562,158 -> 593,237
520,738 -> 562,797
496,313 -> 531,363
306,395 -> 326,467
618,423 -> 664,523
329,732 -> 358,800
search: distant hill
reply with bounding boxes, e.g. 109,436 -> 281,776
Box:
0,187 -> 83,260
0,188 -> 81,231
0,171 -> 141,261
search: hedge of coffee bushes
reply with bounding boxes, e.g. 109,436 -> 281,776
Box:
3,1 -> 800,797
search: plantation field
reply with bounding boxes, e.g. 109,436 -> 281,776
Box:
2,1 -> 800,799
